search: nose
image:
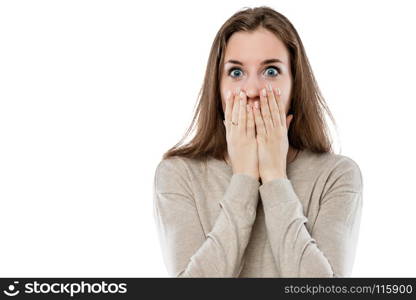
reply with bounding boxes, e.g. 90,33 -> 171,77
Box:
245,88 -> 260,100
241,78 -> 263,104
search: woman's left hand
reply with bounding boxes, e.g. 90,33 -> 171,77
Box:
252,83 -> 293,183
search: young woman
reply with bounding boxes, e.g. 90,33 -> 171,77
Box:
153,6 -> 363,277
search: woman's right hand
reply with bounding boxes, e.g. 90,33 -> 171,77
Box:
223,88 -> 259,181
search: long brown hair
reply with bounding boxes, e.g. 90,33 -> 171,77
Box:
162,6 -> 337,163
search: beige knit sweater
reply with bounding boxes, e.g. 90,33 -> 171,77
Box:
153,149 -> 363,277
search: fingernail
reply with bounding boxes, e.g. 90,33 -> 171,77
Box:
226,90 -> 231,100
236,87 -> 241,94
239,90 -> 244,98
267,83 -> 272,91
276,87 -> 281,96
262,88 -> 267,96
255,101 -> 259,108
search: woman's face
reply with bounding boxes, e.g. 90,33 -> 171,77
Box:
220,27 -> 292,116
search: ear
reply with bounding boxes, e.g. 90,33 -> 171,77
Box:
286,114 -> 293,129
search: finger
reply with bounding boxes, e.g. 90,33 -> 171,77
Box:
265,83 -> 280,127
223,90 -> 233,131
238,90 -> 247,133
246,103 -> 255,139
231,87 -> 240,128
260,87 -> 272,134
275,87 -> 286,128
253,101 -> 266,138
267,84 -> 282,127
224,90 -> 232,123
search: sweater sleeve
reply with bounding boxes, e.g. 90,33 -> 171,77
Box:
259,157 -> 363,277
153,158 -> 260,277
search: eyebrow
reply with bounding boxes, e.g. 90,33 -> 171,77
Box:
224,58 -> 284,66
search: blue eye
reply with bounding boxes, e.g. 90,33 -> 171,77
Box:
229,67 -> 243,78
265,66 -> 280,77
227,66 -> 281,79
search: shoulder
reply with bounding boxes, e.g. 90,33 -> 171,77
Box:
301,149 -> 363,194
155,156 -> 188,174
319,151 -> 363,196
155,156 -> 203,177
153,156 -> 202,195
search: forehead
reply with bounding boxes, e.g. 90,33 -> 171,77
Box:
224,28 -> 289,65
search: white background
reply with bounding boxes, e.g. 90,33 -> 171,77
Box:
0,0 -> 415,277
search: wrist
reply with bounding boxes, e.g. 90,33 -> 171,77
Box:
261,173 -> 287,183
233,172 -> 259,181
